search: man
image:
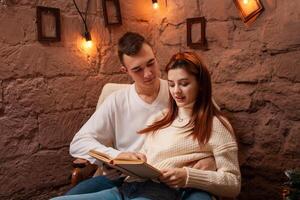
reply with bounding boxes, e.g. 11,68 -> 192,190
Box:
65,32 -> 215,199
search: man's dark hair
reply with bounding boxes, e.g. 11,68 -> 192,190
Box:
118,32 -> 150,66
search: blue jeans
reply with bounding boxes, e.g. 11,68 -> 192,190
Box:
53,176 -> 211,200
52,187 -> 150,200
65,176 -> 124,195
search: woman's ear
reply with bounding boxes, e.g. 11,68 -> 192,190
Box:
120,66 -> 128,73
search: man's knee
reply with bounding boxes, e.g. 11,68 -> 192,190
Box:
65,176 -> 115,195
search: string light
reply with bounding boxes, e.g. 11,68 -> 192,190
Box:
243,0 -> 249,5
72,0 -> 93,50
152,0 -> 159,9
84,32 -> 92,49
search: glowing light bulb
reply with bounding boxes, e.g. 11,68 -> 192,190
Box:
152,0 -> 159,9
84,40 -> 93,49
243,0 -> 249,5
153,2 -> 159,9
83,31 -> 93,49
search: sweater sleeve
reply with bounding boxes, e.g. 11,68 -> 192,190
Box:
184,118 -> 241,197
70,94 -> 121,164
138,110 -> 167,156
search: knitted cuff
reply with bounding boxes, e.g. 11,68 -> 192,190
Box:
184,167 -> 211,189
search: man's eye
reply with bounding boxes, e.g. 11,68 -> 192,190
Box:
168,83 -> 175,87
132,68 -> 142,72
147,62 -> 154,67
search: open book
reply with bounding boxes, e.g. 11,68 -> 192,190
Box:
88,150 -> 162,179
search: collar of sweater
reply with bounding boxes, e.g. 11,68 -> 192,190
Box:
172,102 -> 195,126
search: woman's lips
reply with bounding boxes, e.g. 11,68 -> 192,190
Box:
175,96 -> 185,102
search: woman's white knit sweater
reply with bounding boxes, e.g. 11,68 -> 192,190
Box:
138,104 -> 241,197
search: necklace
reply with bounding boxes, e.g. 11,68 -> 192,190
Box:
177,116 -> 183,122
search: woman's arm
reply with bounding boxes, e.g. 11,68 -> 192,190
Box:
184,118 -> 241,197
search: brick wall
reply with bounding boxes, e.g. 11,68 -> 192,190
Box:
0,0 -> 299,199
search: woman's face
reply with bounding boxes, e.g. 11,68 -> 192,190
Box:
167,68 -> 199,107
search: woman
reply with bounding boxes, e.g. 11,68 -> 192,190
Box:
52,52 -> 240,200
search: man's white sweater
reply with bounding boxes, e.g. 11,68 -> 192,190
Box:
70,79 -> 169,163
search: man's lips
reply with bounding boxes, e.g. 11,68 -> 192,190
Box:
144,78 -> 154,83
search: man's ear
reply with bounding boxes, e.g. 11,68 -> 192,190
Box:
120,66 -> 128,73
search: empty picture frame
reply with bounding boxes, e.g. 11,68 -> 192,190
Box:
36,6 -> 61,42
186,17 -> 208,50
233,0 -> 264,23
102,0 -> 122,26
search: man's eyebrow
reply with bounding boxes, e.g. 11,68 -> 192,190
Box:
130,58 -> 155,71
130,66 -> 141,71
147,58 -> 155,64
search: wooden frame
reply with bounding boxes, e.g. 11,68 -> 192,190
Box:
36,6 -> 61,42
186,17 -> 207,50
233,0 -> 264,23
102,0 -> 122,26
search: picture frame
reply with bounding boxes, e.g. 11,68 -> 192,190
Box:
102,0 -> 122,26
186,17 -> 208,50
36,6 -> 61,42
233,0 -> 264,23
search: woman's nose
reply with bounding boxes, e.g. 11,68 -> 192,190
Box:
174,85 -> 182,94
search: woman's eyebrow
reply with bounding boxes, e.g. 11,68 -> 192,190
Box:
167,78 -> 189,82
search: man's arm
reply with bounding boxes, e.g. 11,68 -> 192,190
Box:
70,95 -> 120,164
192,156 -> 216,171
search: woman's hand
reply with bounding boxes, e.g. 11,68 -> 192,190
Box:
159,168 -> 187,189
115,152 -> 147,162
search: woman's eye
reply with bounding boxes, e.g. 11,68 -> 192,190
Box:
181,82 -> 189,86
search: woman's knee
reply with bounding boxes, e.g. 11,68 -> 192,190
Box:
183,190 -> 212,200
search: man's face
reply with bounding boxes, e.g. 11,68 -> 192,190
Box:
122,43 -> 160,87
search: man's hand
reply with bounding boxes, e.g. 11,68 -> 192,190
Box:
159,168 -> 187,189
103,152 -> 147,180
116,152 -> 147,162
192,156 -> 216,171
102,164 -> 122,180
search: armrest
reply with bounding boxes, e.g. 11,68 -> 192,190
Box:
71,159 -> 98,186
72,158 -> 90,168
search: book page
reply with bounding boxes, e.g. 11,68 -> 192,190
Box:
88,150 -> 112,163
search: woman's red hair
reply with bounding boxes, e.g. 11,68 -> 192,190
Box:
139,52 -> 233,144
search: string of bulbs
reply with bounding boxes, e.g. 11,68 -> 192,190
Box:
71,0 -> 161,50
72,0 -> 92,46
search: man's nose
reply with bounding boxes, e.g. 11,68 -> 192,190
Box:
144,67 -> 153,78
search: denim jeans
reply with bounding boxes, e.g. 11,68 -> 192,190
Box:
54,176 -> 211,200
52,187 -> 151,200
65,176 -> 124,195
119,180 -> 181,200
